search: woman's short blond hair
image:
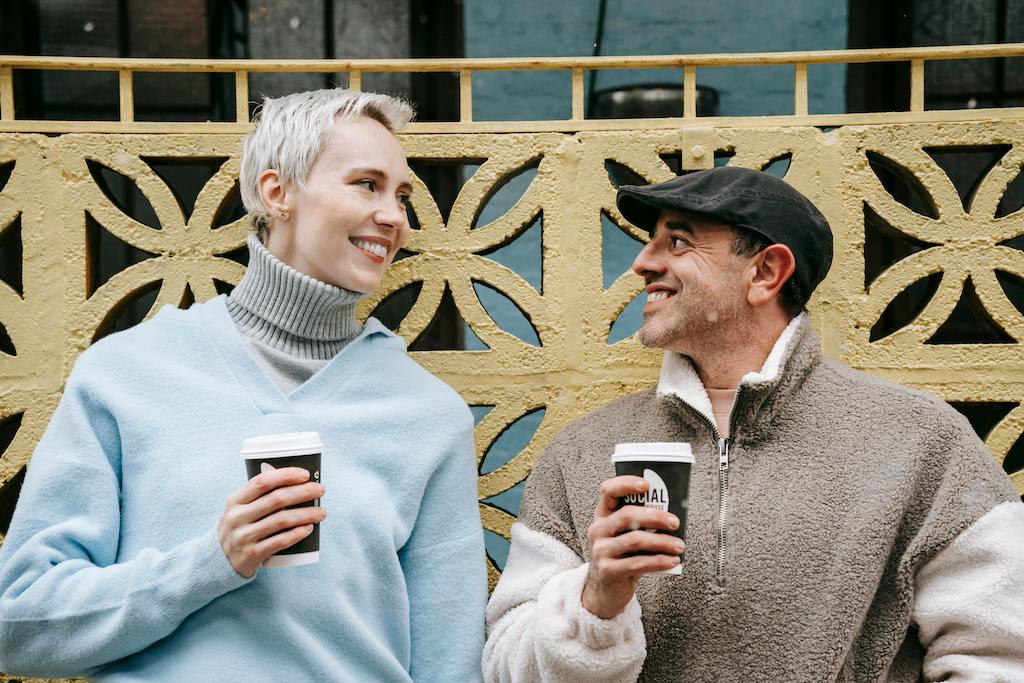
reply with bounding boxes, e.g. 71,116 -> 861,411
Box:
239,88 -> 414,241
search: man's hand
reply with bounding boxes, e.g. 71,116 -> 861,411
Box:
217,466 -> 326,578
581,475 -> 684,619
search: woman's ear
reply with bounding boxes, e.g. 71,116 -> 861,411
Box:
257,169 -> 290,218
747,244 -> 796,308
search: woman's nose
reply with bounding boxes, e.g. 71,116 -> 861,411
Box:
376,199 -> 408,229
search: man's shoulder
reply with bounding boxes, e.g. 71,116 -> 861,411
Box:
815,356 -> 953,413
568,386 -> 657,428
545,388 -> 659,457
519,389 -> 660,548
812,356 -> 970,432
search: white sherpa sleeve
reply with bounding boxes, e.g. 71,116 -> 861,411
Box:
483,522 -> 646,683
914,501 -> 1024,682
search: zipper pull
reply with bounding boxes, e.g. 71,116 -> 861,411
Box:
718,438 -> 729,471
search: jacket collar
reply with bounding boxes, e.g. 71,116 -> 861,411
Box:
655,313 -> 821,441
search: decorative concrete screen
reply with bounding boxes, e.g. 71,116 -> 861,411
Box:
0,50 -> 1022,669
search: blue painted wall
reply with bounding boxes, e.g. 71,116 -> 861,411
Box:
466,1 -> 848,120
461,1 -> 848,568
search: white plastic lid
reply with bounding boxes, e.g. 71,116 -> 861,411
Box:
611,442 -> 694,463
241,431 -> 323,459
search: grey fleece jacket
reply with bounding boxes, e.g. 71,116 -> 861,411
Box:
484,315 -> 1024,682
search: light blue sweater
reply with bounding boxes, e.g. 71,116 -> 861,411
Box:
0,297 -> 487,681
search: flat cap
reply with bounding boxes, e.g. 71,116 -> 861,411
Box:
616,166 -> 833,300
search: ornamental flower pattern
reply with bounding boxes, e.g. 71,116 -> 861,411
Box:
358,134 -> 563,585
60,134 -> 250,349
861,143 -> 1024,345
845,122 -> 1024,492
0,123 -> 1021,573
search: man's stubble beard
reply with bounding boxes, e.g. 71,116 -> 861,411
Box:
637,277 -> 747,357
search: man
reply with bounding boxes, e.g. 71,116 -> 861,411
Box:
483,166 -> 1024,681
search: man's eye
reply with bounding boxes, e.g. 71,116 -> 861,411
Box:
670,236 -> 687,248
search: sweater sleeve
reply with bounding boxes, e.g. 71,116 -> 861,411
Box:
0,363 -> 249,679
484,523 -> 646,683
399,410 -> 487,683
914,501 -> 1024,681
483,436 -> 646,683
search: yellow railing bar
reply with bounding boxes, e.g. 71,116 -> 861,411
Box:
460,69 -> 473,123
3,106 -> 1024,136
571,68 -> 584,121
235,71 -> 248,123
910,59 -> 925,112
118,69 -> 134,123
0,44 -> 1019,131
0,67 -> 13,122
794,63 -> 808,116
683,65 -> 697,119
0,43 -> 1022,73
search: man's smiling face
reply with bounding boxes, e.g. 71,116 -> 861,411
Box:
631,209 -> 751,354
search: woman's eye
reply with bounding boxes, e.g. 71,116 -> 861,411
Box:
398,194 -> 411,206
355,179 -> 375,191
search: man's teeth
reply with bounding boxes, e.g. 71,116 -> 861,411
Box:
647,291 -> 674,302
352,239 -> 387,258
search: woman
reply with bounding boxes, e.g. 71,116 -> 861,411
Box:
0,89 -> 486,681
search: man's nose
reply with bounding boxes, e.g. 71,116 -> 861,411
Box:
632,240 -> 665,278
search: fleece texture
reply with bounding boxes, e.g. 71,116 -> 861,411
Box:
915,501 -> 1024,681
0,296 -> 487,682
483,524 -> 646,682
486,314 -> 1023,682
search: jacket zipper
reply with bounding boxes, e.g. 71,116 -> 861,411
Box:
716,436 -> 730,587
685,405 -> 736,588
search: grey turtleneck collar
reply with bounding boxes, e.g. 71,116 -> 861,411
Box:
226,234 -> 366,361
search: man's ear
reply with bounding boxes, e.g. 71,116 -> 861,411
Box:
747,244 -> 796,308
257,169 -> 290,217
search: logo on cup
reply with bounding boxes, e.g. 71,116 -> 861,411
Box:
622,468 -> 670,511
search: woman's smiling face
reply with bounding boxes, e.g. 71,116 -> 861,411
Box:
264,115 -> 413,293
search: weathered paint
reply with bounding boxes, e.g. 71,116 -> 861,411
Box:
1,121 -> 1021,590
0,56 -> 1021,681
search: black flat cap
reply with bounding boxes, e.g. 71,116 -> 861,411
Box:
617,166 -> 833,300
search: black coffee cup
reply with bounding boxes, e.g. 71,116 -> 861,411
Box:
241,432 -> 323,568
611,442 -> 694,574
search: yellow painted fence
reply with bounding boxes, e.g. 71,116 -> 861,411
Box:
0,45 -> 1023,680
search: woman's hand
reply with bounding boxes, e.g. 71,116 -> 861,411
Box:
217,466 -> 326,578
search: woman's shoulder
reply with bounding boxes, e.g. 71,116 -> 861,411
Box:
358,321 -> 471,418
70,302 -> 210,381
